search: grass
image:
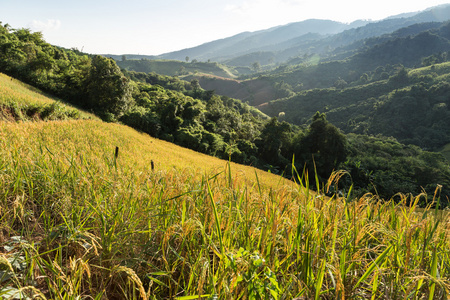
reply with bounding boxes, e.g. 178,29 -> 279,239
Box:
0,118 -> 449,299
408,61 -> 450,80
0,72 -> 98,121
118,60 -> 237,79
1,75 -> 449,299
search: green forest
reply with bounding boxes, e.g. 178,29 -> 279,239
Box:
1,21 -> 449,205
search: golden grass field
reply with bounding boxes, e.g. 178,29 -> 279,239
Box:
0,72 -> 98,121
1,72 -> 449,299
0,119 -> 291,189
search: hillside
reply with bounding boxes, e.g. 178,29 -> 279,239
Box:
139,4 -> 450,68
157,19 -> 364,62
0,73 -> 97,121
0,119 -> 289,189
119,20 -> 450,109
2,89 -> 450,299
3,22 -> 450,204
0,117 -> 290,299
249,21 -> 450,93
185,75 -> 289,106
117,58 -> 238,78
260,62 -> 450,151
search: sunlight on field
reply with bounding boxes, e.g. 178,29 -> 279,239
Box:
1,75 -> 450,299
0,73 -> 55,106
0,119 -> 290,189
0,72 -> 98,120
1,118 -> 449,299
409,61 -> 450,77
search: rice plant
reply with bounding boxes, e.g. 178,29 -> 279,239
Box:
0,119 -> 449,299
0,72 -> 97,121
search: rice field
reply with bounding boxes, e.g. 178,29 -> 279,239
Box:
0,72 -> 97,121
1,74 -> 449,299
0,117 -> 449,299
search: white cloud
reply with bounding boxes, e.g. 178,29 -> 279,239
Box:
29,19 -> 61,32
224,2 -> 252,15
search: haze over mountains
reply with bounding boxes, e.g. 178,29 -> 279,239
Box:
108,4 -> 450,66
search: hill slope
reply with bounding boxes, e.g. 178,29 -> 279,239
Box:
0,72 -> 97,121
157,19 -> 361,62
118,59 -> 238,78
2,102 -> 449,300
260,62 -> 450,151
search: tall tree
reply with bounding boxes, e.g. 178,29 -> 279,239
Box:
298,112 -> 348,179
85,55 -> 133,118
257,117 -> 292,167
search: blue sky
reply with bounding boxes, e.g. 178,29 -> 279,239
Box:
1,0 -> 449,55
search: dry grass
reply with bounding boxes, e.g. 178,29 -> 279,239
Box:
0,119 -> 449,299
0,72 -> 98,121
0,74 -> 449,299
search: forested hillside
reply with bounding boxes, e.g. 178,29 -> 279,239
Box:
261,63 -> 450,150
119,20 -> 450,108
1,21 -> 449,204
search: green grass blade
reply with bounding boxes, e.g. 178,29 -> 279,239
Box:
315,260 -> 326,300
207,180 -> 224,257
428,246 -> 438,300
353,245 -> 393,291
176,295 -> 211,300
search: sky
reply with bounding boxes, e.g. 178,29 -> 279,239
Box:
1,0 -> 450,55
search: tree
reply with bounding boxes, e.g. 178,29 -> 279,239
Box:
298,112 -> 347,179
252,62 -> 261,72
185,56 -> 189,62
334,78 -> 347,89
359,73 -> 369,83
389,66 -> 409,85
190,78 -> 201,98
190,79 -> 200,91
85,55 -> 133,118
257,117 -> 292,166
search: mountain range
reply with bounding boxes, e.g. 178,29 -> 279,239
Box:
107,3 -> 450,67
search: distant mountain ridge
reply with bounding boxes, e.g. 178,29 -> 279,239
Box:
107,4 -> 450,66
157,19 -> 366,62
223,4 -> 450,66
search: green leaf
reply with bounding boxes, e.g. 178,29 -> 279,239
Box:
353,245 -> 393,291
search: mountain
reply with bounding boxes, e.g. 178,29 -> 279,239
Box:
152,4 -> 450,64
157,19 -> 363,62
179,19 -> 450,105
113,4 -> 450,72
